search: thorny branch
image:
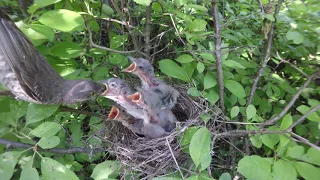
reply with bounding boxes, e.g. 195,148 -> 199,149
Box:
0,138 -> 106,154
212,0 -> 225,113
247,0 -> 283,105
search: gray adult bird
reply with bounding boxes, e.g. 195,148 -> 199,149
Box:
107,106 -> 168,139
122,56 -> 179,109
0,10 -> 106,104
99,78 -> 144,119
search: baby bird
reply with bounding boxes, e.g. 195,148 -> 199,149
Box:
122,56 -> 179,109
99,78 -> 143,119
127,92 -> 176,132
107,106 -> 168,139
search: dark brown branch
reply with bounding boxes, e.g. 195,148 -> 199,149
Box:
290,132 -> 320,151
144,5 -> 151,56
262,72 -> 318,126
247,0 -> 283,105
287,104 -> 320,130
0,138 -> 105,154
212,0 -> 225,113
59,106 -> 101,117
275,50 -> 308,77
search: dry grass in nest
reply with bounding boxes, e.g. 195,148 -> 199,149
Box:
100,84 -> 225,179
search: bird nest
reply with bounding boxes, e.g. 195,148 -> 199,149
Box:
100,84 -> 224,179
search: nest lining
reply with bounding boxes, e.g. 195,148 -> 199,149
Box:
99,84 -> 225,178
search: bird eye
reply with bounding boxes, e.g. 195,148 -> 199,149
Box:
110,82 -> 116,88
90,92 -> 95,96
138,66 -> 143,70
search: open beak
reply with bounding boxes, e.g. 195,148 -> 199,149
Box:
122,62 -> 137,73
107,106 -> 120,120
101,84 -> 109,96
127,92 -> 142,103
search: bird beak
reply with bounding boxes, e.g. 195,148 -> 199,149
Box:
101,84 -> 109,96
122,62 -> 137,73
127,92 -> 142,103
107,106 -> 120,120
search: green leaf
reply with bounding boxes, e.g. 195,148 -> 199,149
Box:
133,0 -> 152,6
261,0 -> 269,4
246,104 -> 256,120
0,151 -> 22,180
230,106 -> 239,119
181,126 -> 199,154
159,59 -> 190,82
26,104 -> 59,125
204,89 -> 219,104
188,19 -> 207,32
260,134 -> 275,149
39,9 -> 85,32
30,24 -> 55,41
16,21 -> 48,46
237,155 -> 271,180
286,31 -> 304,44
197,62 -> 205,73
301,147 -> 320,166
41,157 -> 79,180
20,164 -> 40,180
294,162 -> 320,180
187,87 -> 201,97
204,73 -> 217,89
90,161 -> 121,180
219,172 -> 232,180
223,60 -> 245,69
280,114 -> 293,130
264,14 -> 275,21
38,136 -> 60,149
271,160 -> 297,180
30,122 -> 61,138
102,4 -> 114,15
51,42 -> 83,58
199,53 -> 215,62
250,135 -> 262,148
224,80 -> 246,98
296,105 -> 320,122
200,114 -> 211,123
286,146 -> 305,159
176,54 -> 194,63
28,0 -> 62,13
189,127 -> 211,169
186,4 -> 208,13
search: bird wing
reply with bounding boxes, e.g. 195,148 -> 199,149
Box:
0,11 -> 64,103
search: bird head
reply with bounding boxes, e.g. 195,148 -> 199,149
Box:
63,80 -> 106,103
122,57 -> 154,78
99,78 -> 132,97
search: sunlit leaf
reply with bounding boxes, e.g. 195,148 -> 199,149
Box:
90,161 -> 121,180
204,89 -> 219,104
204,73 -> 217,89
187,87 -> 201,97
230,106 -> 239,119
176,54 -> 194,63
30,122 -> 61,138
28,0 -> 62,13
286,145 -> 305,159
38,136 -> 60,149
0,151 -> 22,180
246,104 -> 256,120
237,155 -> 271,180
39,9 -> 85,32
225,80 -> 246,98
294,162 -> 320,180
301,147 -> 320,166
271,160 -> 297,180
41,158 -> 79,180
133,0 -> 152,6
159,59 -> 190,82
51,42 -> 83,58
286,31 -> 304,44
197,62 -> 205,73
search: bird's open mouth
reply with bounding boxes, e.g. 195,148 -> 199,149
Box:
127,92 -> 142,103
101,84 -> 109,96
122,62 -> 136,72
107,106 -> 120,120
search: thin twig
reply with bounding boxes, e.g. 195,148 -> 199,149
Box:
287,104 -> 320,130
262,72 -> 317,126
258,0 -> 265,15
212,0 -> 225,113
275,50 -> 308,77
221,13 -> 258,28
290,132 -> 320,151
247,0 -> 283,106
166,138 -> 184,179
169,13 -> 186,45
97,17 -> 134,28
0,138 -> 105,154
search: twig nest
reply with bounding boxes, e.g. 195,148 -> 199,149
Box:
101,84 -> 219,178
